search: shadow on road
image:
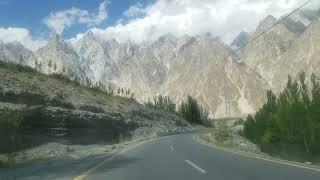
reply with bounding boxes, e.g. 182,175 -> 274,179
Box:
0,153 -> 141,180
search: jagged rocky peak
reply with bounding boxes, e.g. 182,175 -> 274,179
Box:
35,33 -> 84,79
45,34 -> 72,52
231,31 -> 250,49
85,30 -> 95,37
48,33 -> 64,45
81,30 -> 99,43
301,8 -> 320,21
157,33 -> 177,44
256,15 -> 277,32
281,17 -> 306,33
193,35 -> 230,52
281,9 -> 320,31
104,38 -> 119,46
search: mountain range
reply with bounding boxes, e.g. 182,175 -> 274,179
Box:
0,9 -> 319,119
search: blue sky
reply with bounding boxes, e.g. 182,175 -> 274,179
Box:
0,0 -> 152,38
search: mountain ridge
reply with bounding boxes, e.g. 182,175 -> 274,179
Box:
1,12 -> 319,119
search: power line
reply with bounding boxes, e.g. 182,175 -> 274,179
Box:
220,0 -> 312,118
232,0 -> 312,55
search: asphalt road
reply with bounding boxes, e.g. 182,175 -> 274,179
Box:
79,134 -> 320,180
1,133 -> 320,180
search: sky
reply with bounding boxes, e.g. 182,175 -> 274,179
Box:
0,0 -> 319,51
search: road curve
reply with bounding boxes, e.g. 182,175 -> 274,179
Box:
1,133 -> 320,180
79,134 -> 320,180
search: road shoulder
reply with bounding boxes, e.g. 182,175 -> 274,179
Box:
193,134 -> 320,173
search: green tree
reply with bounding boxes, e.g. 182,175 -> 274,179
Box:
244,72 -> 320,157
179,95 -> 209,124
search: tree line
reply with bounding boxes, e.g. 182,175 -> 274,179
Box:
243,72 -> 320,159
145,95 -> 176,113
146,95 -> 211,125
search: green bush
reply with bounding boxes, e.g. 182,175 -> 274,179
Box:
79,105 -> 105,113
0,107 -> 42,154
49,73 -> 81,86
0,91 -> 46,105
48,98 -> 75,109
0,60 -> 36,73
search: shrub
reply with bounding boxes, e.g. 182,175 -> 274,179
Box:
0,60 -> 36,73
79,105 -> 105,113
0,91 -> 46,105
48,98 -> 75,109
145,95 -> 176,113
0,107 -> 43,154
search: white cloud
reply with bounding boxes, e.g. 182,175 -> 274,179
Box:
0,27 -> 46,51
43,1 -> 109,35
84,0 -> 319,44
123,3 -> 145,17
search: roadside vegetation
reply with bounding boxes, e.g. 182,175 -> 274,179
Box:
179,96 -> 211,125
146,95 -> 211,125
145,95 -> 176,113
243,72 -> 320,161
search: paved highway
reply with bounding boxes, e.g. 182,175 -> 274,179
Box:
77,134 -> 320,180
1,133 -> 320,180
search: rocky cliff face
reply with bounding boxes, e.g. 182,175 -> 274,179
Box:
159,37 -> 267,118
231,31 -> 250,49
72,33 -> 268,118
240,13 -> 320,94
240,15 -> 298,86
35,34 -> 86,80
271,20 -> 320,92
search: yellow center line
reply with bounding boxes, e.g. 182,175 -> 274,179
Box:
73,140 -> 148,180
73,136 -> 170,180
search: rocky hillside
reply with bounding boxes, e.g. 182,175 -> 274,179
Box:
0,60 -> 191,154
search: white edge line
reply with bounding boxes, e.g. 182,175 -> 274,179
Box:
185,160 -> 207,174
193,135 -> 320,173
